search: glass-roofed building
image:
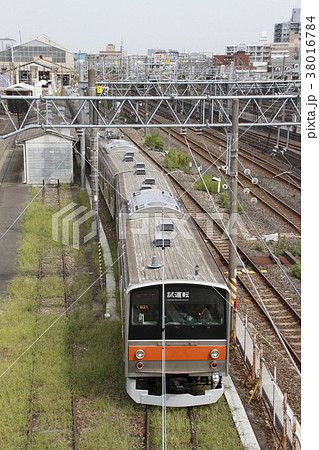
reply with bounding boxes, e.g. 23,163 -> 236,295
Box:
0,35 -> 74,88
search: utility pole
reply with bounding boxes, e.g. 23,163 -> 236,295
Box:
145,56 -> 149,136
88,68 -> 99,241
229,98 -> 239,346
79,61 -> 86,189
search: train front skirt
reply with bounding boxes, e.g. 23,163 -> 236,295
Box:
126,377 -> 224,407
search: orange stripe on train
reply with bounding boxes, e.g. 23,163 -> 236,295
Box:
129,345 -> 226,361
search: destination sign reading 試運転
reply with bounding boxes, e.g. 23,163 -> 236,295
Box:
167,291 -> 190,300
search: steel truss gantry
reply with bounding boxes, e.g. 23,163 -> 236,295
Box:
97,79 -> 301,97
0,83 -> 301,139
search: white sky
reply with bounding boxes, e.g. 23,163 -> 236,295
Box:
3,0 -> 301,54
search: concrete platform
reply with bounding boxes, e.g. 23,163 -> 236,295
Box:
224,376 -> 261,449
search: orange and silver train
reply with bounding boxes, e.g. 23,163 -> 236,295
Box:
99,138 -> 231,407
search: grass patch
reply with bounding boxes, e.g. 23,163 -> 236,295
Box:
274,232 -> 301,258
0,186 -> 76,446
253,242 -> 264,252
195,174 -> 223,194
192,397 -> 245,449
292,260 -> 301,279
149,398 -> 244,449
150,407 -> 191,448
39,276 -> 65,298
76,397 -> 143,449
70,309 -> 125,397
164,147 -> 190,173
219,191 -> 244,213
144,132 -> 164,151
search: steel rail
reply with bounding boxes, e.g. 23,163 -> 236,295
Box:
123,130 -> 302,373
196,129 -> 301,190
151,122 -> 301,234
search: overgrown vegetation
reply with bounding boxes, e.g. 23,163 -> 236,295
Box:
253,242 -> 264,252
274,232 -> 301,257
144,132 -> 164,150
0,191 -> 74,447
219,191 -> 244,213
0,184 -> 245,448
0,185 -> 143,448
195,174 -> 223,194
150,399 -> 244,449
194,175 -> 245,213
292,260 -> 301,279
144,133 -> 191,173
164,147 -> 190,172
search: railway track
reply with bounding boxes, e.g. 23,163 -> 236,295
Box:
127,103 -> 301,232
144,406 -> 199,449
193,128 -> 301,189
57,183 -> 78,450
124,130 -> 301,374
139,100 -> 301,170
29,184 -> 78,449
153,122 -> 301,234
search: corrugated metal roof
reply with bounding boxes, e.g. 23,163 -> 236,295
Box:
16,128 -> 77,143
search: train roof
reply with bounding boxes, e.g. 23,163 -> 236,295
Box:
101,139 -> 228,290
127,189 -> 184,217
124,214 -> 227,289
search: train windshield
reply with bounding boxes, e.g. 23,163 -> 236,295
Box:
129,284 -> 227,340
165,284 -> 227,339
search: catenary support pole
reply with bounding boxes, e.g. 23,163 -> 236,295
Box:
145,56 -> 149,136
79,61 -> 86,189
88,69 -> 99,242
229,98 -> 239,345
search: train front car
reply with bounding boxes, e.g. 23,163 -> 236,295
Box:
126,280 -> 230,407
123,191 -> 230,407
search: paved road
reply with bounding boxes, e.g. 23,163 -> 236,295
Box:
0,138 -> 29,298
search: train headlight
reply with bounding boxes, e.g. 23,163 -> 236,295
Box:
135,349 -> 145,360
210,349 -> 220,359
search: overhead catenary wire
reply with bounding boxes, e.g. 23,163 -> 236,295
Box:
0,85 -> 301,377
0,147 -> 72,243
161,206 -> 167,450
0,251 -> 124,379
159,132 -> 300,364
183,134 -> 301,378
198,134 -> 301,300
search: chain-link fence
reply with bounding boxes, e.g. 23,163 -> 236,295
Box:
235,311 -> 301,449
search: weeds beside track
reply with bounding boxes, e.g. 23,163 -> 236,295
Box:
0,182 -> 244,449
